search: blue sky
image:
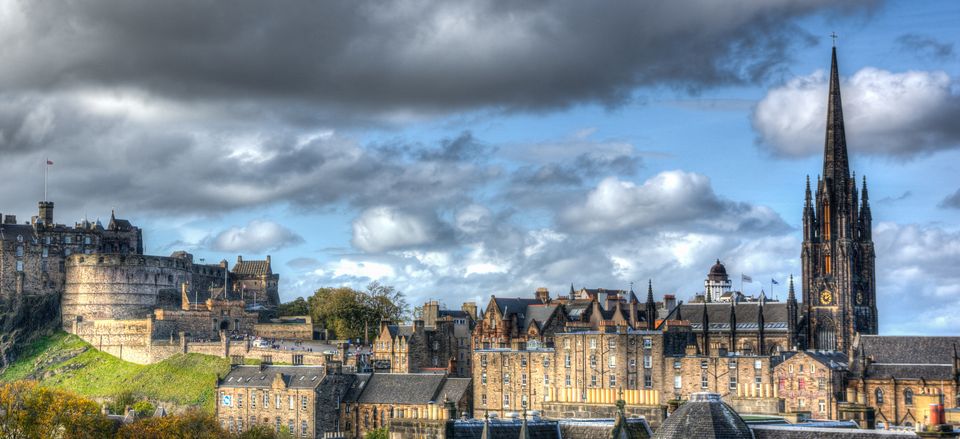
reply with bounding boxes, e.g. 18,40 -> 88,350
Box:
1,0 -> 959,335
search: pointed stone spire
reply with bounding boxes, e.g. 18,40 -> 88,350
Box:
823,46 -> 850,183
646,279 -> 657,330
758,293 -> 766,355
728,299 -> 737,353
701,302 -> 710,357
787,275 -> 796,303
570,283 -> 576,297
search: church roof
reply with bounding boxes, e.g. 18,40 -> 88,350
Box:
679,303 -> 791,332
853,335 -> 960,380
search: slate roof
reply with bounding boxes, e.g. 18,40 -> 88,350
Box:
0,224 -> 37,242
854,335 -> 960,380
220,365 -> 325,389
450,419 -> 559,439
652,393 -> 753,439
346,373 -> 470,405
439,309 -> 470,319
777,350 -> 849,371
680,303 -> 792,332
524,304 -> 559,331
561,419 -> 651,439
751,424 -> 918,438
233,259 -> 271,276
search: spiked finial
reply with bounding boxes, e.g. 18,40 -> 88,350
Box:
646,279 -> 654,303
787,274 -> 796,302
861,175 -> 870,203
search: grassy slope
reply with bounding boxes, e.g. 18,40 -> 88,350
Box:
0,331 -> 232,413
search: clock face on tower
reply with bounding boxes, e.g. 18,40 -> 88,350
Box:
856,290 -> 864,305
820,290 -> 833,305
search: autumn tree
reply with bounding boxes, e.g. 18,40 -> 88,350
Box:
0,381 -> 115,438
116,408 -> 227,439
307,282 -> 409,341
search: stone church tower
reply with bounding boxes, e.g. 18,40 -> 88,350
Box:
801,46 -> 878,355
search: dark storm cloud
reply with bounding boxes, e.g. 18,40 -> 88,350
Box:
896,34 -> 955,60
1,1 -> 877,118
939,189 -> 960,209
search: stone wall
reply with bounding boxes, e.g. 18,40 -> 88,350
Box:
254,319 -> 314,340
725,396 -> 784,415
388,418 -> 447,439
62,254 -> 192,326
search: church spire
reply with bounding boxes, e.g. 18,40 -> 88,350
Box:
823,46 -> 850,183
646,279 -> 657,331
787,274 -> 796,302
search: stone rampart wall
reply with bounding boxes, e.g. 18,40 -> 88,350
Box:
254,322 -> 314,340
62,254 -> 192,326
540,401 -> 665,429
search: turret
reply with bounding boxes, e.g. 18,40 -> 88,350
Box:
860,176 -> 872,240
786,275 -> 798,350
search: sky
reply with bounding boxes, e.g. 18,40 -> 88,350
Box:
1,0 -> 959,335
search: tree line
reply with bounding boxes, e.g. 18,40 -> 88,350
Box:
277,281 -> 409,342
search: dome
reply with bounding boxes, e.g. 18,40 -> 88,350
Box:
708,259 -> 728,281
652,393 -> 753,439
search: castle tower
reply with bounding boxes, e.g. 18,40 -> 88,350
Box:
801,46 -> 878,356
38,201 -> 54,226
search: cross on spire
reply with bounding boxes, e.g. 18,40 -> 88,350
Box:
830,32 -> 838,47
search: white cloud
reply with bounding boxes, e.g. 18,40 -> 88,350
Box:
754,67 -> 960,158
208,219 -> 304,253
325,259 -> 397,280
351,206 -> 443,253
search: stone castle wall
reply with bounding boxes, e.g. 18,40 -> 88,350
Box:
62,254 -> 192,327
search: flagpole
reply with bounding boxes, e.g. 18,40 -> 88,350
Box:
44,157 -> 48,202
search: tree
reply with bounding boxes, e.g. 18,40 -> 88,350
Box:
277,297 -> 309,317
365,427 -> 389,439
0,381 -> 115,438
306,283 -> 409,341
117,408 -> 228,439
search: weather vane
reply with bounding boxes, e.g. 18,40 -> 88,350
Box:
830,32 -> 838,47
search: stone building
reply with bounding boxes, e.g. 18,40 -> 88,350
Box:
231,255 -> 280,308
774,350 -> 848,419
846,336 -> 960,428
340,372 -> 471,439
215,364 -> 355,437
705,260 -> 733,303
372,302 -> 475,377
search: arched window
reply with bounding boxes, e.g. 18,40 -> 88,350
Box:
875,388 -> 884,405
905,388 -> 914,405
816,319 -> 837,351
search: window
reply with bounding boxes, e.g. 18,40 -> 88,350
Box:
252,392 -> 257,409
799,364 -> 804,373
288,420 -> 294,434
564,339 -> 570,349
674,359 -> 681,369
521,373 -> 527,386
608,339 -> 616,349
629,358 -> 637,369
16,261 -> 23,272
543,374 -> 549,385
730,374 -> 738,390
264,392 -> 269,407
591,375 -> 597,387
629,375 -> 637,388
543,357 -> 550,367
818,377 -> 826,391
521,356 -> 527,367
503,394 -> 510,407
754,360 -> 763,370
84,236 -> 91,245
674,375 -> 682,389
609,374 -> 616,388
301,396 -> 307,411
237,418 -> 243,433
798,377 -> 805,390
905,388 -> 914,405
238,394 -> 243,408
565,355 -> 571,368
481,372 -> 487,385
643,338 -> 652,349
729,359 -> 737,369
64,236 -> 72,244
701,373 -> 709,389
565,374 -> 571,387
608,356 -> 616,368
288,395 -> 294,410
301,420 -> 308,437
799,398 -> 805,408
16,246 -> 23,257
481,354 -> 487,367
42,247 -> 48,258
275,417 -> 281,432
701,360 -> 708,369
590,355 -> 597,368
819,400 -> 826,413
590,338 -> 597,349
644,372 -> 652,389
275,395 -> 281,409
250,415 -> 256,426
481,394 -> 487,406
755,375 -> 762,387
778,377 -> 785,391
503,373 -> 510,385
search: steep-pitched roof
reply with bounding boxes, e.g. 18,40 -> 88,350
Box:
220,366 -> 325,389
233,259 -> 271,276
652,393 -> 753,439
853,335 -> 960,380
347,373 -> 469,405
0,224 -> 36,242
679,303 -> 792,332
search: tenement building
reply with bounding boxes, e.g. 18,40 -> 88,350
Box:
215,364 -> 355,437
371,301 -> 476,377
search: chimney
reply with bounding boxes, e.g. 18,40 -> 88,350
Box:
3,215 -> 16,225
423,301 -> 440,327
461,302 -> 478,321
535,287 -> 550,303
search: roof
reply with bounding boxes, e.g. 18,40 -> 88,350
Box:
652,393 -> 753,439
347,373 -> 470,405
450,419 -> 559,439
777,351 -> 849,371
561,418 -> 651,439
233,259 -> 271,276
854,336 -> 960,380
751,424 -> 917,438
708,259 -> 729,280
0,224 -> 37,242
439,309 -> 470,319
220,365 -> 325,389
679,303 -> 792,332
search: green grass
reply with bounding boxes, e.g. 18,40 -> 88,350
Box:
0,331 -> 233,413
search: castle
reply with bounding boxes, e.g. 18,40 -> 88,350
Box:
0,201 -> 280,364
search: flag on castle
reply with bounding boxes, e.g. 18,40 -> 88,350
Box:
771,279 -> 779,285
46,159 -> 53,165
742,274 -> 752,283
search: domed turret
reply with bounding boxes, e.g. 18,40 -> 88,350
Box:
708,259 -> 728,281
652,393 -> 753,439
705,260 -> 732,302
